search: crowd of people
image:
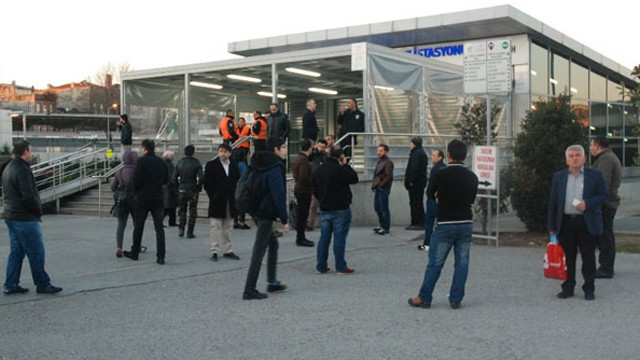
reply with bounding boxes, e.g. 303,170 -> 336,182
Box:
1,102 -> 623,308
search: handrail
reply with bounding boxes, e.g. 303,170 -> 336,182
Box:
30,141 -> 98,171
32,147 -> 109,176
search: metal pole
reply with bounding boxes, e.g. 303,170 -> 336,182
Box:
271,63 -> 278,104
98,180 -> 102,218
486,95 -> 492,241
184,73 -> 191,149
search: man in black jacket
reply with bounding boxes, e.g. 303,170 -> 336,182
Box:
313,146 -> 359,274
204,144 -> 241,262
243,137 -> 289,300
307,139 -> 328,230
174,145 -> 203,238
404,137 -> 428,230
117,114 -> 132,150
409,140 -> 478,309
124,139 -> 169,264
2,140 -> 62,295
292,138 -> 314,247
419,149 -> 446,251
302,99 -> 319,141
266,103 -> 290,141
337,98 -> 365,159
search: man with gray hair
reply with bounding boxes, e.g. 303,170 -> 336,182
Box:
547,144 -> 607,301
302,99 -> 319,141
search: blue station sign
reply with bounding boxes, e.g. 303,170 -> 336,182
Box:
404,44 -> 464,58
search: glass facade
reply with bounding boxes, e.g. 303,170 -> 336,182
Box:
530,41 -> 638,169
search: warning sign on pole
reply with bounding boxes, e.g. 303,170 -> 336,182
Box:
473,146 -> 497,190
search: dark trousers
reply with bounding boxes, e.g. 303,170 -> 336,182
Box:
116,204 -> 134,249
559,215 -> 596,295
132,200 -> 166,260
423,198 -> 438,246
244,218 -> 279,292
408,186 -> 425,226
234,147 -> 249,163
295,191 -> 312,241
373,188 -> 391,232
178,190 -> 199,232
597,206 -> 617,274
164,207 -> 176,226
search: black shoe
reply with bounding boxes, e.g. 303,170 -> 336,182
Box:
372,227 -> 381,233
376,229 -> 389,235
585,292 -> 595,301
178,228 -> 185,237
223,252 -> 240,260
36,285 -> 63,294
211,253 -> 218,262
168,223 -> 178,227
305,225 -> 313,231
595,269 -> 614,279
274,230 -> 283,238
240,223 -> 251,230
3,286 -> 29,295
267,282 -> 287,293
417,245 -> 429,251
243,289 -> 268,300
449,302 -> 462,309
405,225 -> 423,231
123,251 -> 139,261
233,223 -> 242,229
296,239 -> 315,247
556,290 -> 574,299
140,246 -> 147,254
186,233 -> 196,239
156,258 -> 165,265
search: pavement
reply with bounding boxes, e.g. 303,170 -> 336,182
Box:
0,215 -> 639,360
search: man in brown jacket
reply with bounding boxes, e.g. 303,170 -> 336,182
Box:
372,144 -> 394,235
589,136 -> 622,278
292,138 -> 315,247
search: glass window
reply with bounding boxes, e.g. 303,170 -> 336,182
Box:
590,72 -> 606,102
530,43 -> 548,95
625,86 -> 634,103
571,100 -> 589,128
625,105 -> 639,137
608,104 -> 623,137
590,102 -> 607,136
624,140 -> 639,166
609,139 -> 624,167
550,53 -> 569,95
570,62 -> 589,100
608,79 -> 624,103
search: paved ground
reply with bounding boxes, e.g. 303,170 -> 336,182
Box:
0,215 -> 639,360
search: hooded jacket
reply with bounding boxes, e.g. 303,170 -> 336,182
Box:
250,151 -> 288,224
111,151 -> 137,192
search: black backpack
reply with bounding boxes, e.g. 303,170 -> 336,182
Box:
235,165 -> 261,213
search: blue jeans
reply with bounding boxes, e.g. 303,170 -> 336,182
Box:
316,209 -> 352,272
423,198 -> 438,246
419,223 -> 472,304
4,219 -> 52,291
373,188 -> 391,231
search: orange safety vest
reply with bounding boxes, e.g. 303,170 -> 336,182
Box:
236,124 -> 251,149
219,117 -> 236,140
252,118 -> 267,140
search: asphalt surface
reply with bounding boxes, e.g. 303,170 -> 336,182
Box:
0,215 -> 639,360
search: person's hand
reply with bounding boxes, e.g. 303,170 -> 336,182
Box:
338,155 -> 348,166
282,224 -> 290,234
576,201 -> 586,212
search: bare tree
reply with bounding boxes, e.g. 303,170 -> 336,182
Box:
93,62 -> 134,86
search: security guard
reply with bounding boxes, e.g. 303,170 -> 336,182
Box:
251,110 -> 268,152
219,109 -> 238,146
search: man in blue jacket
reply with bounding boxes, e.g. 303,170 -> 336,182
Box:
547,145 -> 608,301
243,137 -> 289,300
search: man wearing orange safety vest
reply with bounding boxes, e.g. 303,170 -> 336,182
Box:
251,110 -> 268,152
219,109 -> 238,146
234,117 -> 251,163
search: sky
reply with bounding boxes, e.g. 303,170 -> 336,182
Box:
2,0 -> 639,88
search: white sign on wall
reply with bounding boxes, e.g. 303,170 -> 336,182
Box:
351,43 -> 367,71
473,146 -> 498,190
463,39 -> 512,95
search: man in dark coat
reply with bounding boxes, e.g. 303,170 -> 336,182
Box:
162,150 -> 178,227
372,144 -> 394,235
117,114 -> 132,150
292,138 -> 314,247
204,143 -> 241,262
124,139 -> 169,265
337,98 -> 365,159
548,144 -> 608,301
404,137 -> 428,230
302,99 -> 319,141
419,149 -> 446,251
2,140 -> 62,295
243,137 -> 290,300
174,145 -> 203,238
266,103 -> 290,141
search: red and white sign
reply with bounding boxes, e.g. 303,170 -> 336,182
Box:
473,146 -> 497,190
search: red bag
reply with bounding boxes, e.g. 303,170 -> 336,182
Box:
543,243 -> 567,280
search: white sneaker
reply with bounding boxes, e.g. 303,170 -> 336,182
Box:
417,245 -> 429,251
